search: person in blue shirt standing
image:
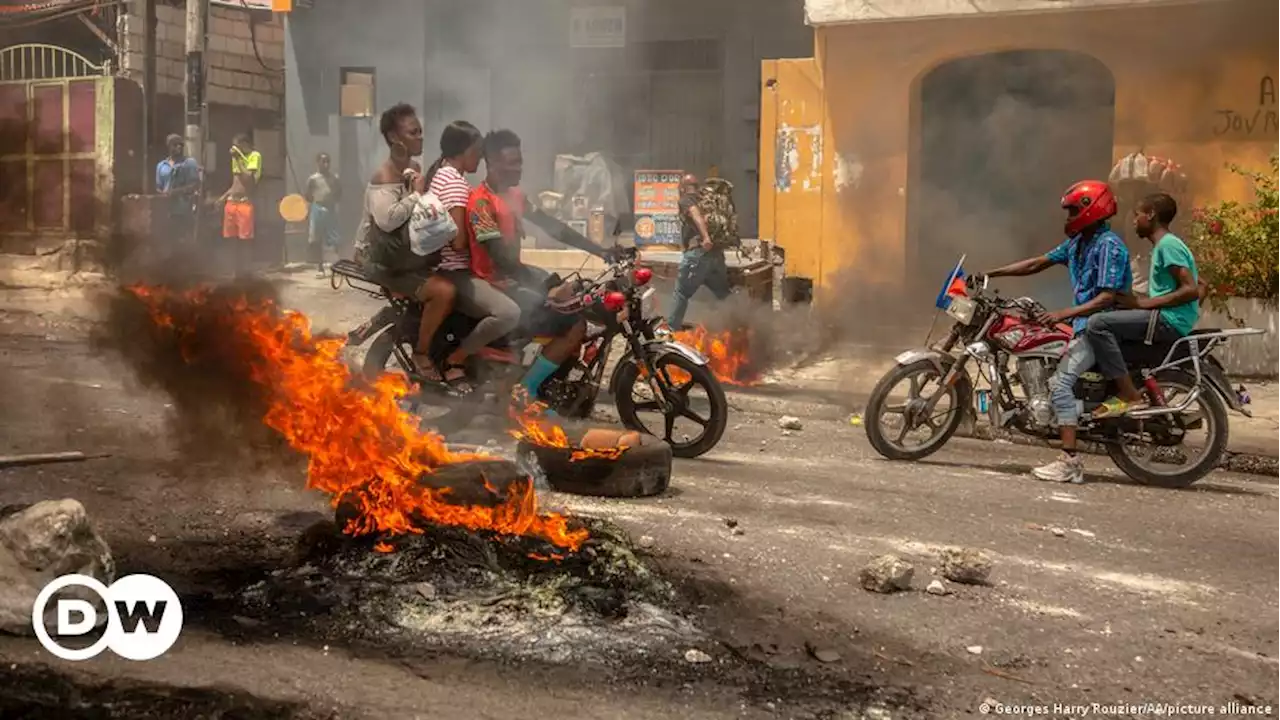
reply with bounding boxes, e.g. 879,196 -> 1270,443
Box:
1086,192 -> 1200,419
155,134 -> 201,243
977,180 -> 1131,484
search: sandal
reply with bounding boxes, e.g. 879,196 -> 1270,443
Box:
410,354 -> 444,383
442,363 -> 474,396
1091,396 -> 1148,420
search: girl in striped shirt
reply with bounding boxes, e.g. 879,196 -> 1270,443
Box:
419,121 -> 521,391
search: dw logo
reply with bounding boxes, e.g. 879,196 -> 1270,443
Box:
32,574 -> 183,661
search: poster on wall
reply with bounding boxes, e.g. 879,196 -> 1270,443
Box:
633,169 -> 683,247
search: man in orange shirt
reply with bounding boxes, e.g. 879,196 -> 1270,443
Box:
465,129 -> 585,404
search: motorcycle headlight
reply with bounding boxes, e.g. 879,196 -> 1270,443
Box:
946,297 -> 976,325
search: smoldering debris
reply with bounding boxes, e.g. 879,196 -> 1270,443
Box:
89,278 -> 295,465
237,516 -> 702,664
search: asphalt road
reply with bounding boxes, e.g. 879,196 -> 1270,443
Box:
0,283 -> 1276,719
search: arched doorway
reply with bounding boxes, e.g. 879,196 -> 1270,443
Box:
908,50 -> 1115,307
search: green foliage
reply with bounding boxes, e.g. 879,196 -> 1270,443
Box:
1185,155 -> 1279,307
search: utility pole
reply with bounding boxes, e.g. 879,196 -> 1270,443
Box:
142,0 -> 157,191
184,0 -> 208,235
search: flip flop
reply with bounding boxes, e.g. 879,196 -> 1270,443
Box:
1091,396 -> 1148,420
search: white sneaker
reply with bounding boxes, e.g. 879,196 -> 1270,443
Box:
1032,452 -> 1085,484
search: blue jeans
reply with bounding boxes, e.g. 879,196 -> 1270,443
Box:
1050,337 -> 1094,426
667,247 -> 731,329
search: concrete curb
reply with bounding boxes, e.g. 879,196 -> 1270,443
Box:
720,387 -> 1280,479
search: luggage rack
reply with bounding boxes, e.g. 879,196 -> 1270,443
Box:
330,259 -> 390,300
1127,327 -> 1265,419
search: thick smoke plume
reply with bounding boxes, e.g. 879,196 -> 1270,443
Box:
89,277 -> 297,467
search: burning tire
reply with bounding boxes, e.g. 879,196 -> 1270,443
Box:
519,434 -> 672,498
334,459 -> 529,533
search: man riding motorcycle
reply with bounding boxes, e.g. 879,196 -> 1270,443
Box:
976,180 -> 1132,484
463,129 -> 612,411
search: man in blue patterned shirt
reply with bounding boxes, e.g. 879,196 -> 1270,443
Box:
978,181 -> 1131,484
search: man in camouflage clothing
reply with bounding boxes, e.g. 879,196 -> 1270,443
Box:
666,173 -> 734,330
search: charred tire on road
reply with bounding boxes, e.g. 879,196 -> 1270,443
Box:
519,434 -> 672,498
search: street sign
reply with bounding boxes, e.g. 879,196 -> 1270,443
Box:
569,6 -> 625,48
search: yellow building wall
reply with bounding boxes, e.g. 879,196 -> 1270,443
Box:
760,0 -> 1278,293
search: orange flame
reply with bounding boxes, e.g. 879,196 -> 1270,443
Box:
126,285 -> 588,551
507,388 -> 625,462
672,325 -> 760,386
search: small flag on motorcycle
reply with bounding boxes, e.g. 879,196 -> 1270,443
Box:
935,257 -> 967,310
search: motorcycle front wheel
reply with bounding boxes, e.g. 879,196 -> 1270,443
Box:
864,358 -> 972,461
613,352 -> 728,459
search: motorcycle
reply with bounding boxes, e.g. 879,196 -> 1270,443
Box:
330,243 -> 728,459
863,257 -> 1262,488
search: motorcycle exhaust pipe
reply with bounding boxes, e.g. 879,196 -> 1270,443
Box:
347,306 -> 399,347
1127,386 -> 1202,418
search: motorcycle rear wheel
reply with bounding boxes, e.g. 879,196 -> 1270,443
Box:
864,358 -> 972,461
1105,369 -> 1228,488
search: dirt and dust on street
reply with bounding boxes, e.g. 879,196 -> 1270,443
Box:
0,265 -> 1276,720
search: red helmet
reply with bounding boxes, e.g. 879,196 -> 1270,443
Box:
1061,180 -> 1117,236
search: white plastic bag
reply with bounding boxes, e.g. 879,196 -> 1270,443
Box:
408,192 -> 457,256
1109,151 -> 1151,185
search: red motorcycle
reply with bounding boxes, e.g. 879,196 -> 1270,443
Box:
864,259 -> 1262,488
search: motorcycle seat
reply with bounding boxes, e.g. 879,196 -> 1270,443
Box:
1119,329 -> 1222,370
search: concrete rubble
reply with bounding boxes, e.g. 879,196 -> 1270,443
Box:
778,416 -> 804,431
939,548 -> 992,585
0,499 -> 115,636
859,554 -> 914,593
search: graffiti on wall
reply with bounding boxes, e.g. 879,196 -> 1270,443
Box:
1213,76 -> 1278,137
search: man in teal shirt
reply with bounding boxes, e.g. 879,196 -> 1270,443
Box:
1086,192 -> 1200,418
